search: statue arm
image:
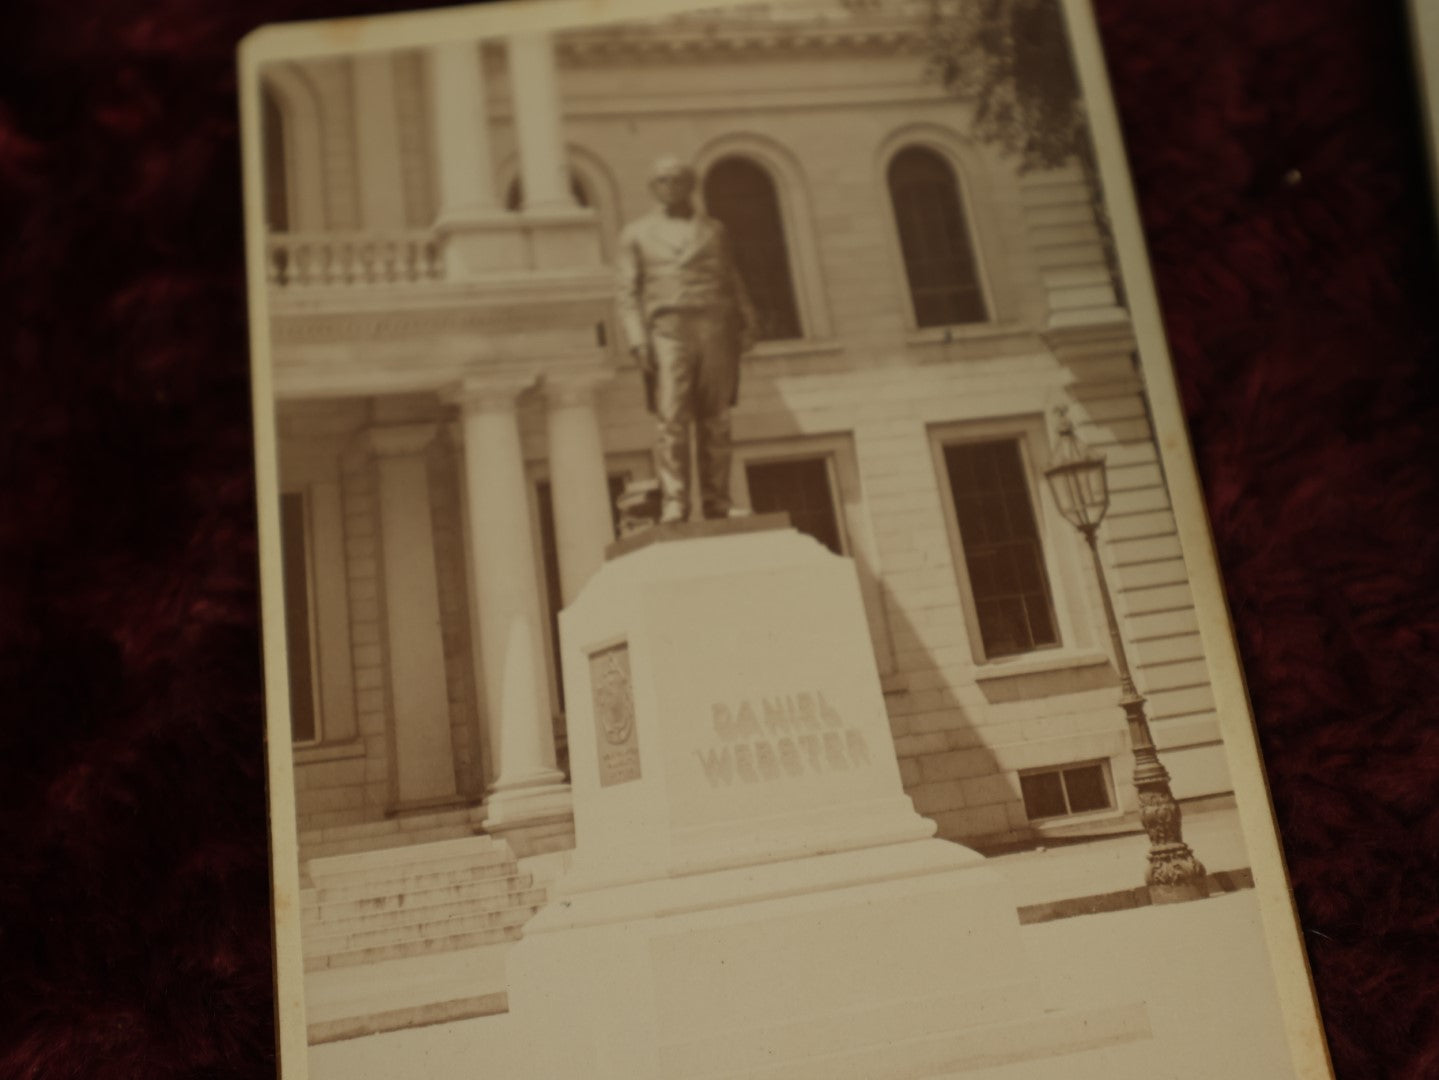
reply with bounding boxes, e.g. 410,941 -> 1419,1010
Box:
616,225 -> 650,355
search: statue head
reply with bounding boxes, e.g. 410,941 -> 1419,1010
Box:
648,154 -> 697,211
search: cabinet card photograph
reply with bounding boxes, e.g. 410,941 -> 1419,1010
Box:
238,0 -> 1335,1076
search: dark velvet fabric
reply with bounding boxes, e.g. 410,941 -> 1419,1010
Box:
0,1 -> 1435,1076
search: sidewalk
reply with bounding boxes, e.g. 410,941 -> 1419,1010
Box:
986,802 -> 1252,910
304,940 -> 511,1044
310,890 -> 1297,1080
936,889 -> 1299,1080
307,804 -> 1269,1075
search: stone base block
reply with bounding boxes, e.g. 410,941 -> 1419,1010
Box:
487,815 -> 577,862
506,526 -> 1151,1078
478,781 -> 571,833
507,837 -> 1149,1079
436,212 -> 530,277
525,208 -> 604,269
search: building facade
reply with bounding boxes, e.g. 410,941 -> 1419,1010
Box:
261,1 -> 1230,881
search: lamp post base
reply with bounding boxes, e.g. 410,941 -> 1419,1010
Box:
1149,880 -> 1210,905
1139,788 -> 1209,903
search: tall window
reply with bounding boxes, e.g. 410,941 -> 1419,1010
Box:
261,87 -> 290,232
888,146 -> 986,328
744,458 -> 843,555
279,493 -> 317,742
942,439 -> 1059,658
703,156 -> 802,342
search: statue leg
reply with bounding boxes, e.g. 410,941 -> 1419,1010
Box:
695,312 -> 741,519
652,314 -> 695,522
696,411 -> 733,519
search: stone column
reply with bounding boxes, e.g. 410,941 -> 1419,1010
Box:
507,32 -> 578,212
544,371 -> 616,605
449,378 -> 570,832
352,55 -> 408,230
426,41 -> 529,276
425,40 -> 499,220
369,424 -> 460,809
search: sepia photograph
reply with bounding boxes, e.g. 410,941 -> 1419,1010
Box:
239,0 -> 1335,1076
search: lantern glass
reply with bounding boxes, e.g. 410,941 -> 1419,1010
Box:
1044,422 -> 1110,531
1076,458 -> 1109,522
1046,464 -> 1079,525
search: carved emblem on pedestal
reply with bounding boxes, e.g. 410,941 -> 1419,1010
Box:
590,642 -> 641,787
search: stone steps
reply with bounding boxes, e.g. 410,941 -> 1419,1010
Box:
307,836 -> 511,888
303,883 -> 547,935
302,872 -> 537,927
301,832 -> 548,974
306,854 -> 521,905
312,872 -> 525,919
304,940 -> 514,1045
306,898 -> 545,954
304,917 -> 536,972
307,990 -> 510,1046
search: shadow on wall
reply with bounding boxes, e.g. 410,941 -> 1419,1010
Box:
723,373 -> 1012,853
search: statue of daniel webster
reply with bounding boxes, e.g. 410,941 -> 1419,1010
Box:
617,156 -> 759,524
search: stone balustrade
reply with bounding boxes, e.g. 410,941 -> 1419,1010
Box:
266,230 -> 445,288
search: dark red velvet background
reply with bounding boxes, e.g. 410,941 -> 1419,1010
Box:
1,0 -> 1436,1076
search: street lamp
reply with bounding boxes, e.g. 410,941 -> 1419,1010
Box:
1043,407 -> 1208,903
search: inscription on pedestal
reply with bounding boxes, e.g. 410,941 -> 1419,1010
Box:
697,692 -> 873,786
590,642 -> 641,787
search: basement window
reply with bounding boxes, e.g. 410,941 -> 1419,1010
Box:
1019,761 -> 1114,821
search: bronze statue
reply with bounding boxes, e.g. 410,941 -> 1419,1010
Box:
617,155 -> 759,524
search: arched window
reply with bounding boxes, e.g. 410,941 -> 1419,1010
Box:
702,156 -> 802,342
887,146 -> 986,327
261,86 -> 290,232
505,173 -> 591,211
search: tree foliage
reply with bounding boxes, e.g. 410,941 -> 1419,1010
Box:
924,0 -> 1086,173
924,0 -> 1124,304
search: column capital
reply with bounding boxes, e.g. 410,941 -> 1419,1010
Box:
542,367 -> 615,409
444,373 -> 541,415
366,422 -> 439,458
507,27 -> 554,48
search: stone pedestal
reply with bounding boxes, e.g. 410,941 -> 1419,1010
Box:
506,523 -> 1149,1079
434,214 -> 532,279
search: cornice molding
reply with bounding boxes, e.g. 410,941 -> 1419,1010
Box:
269,294 -> 612,348
556,19 -> 927,63
366,423 -> 440,459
